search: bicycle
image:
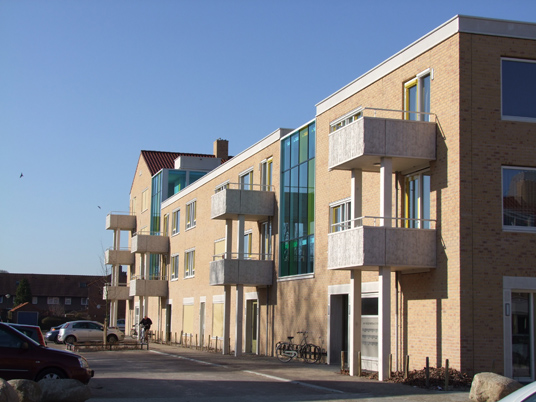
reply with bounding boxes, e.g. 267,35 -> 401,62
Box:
130,323 -> 139,339
275,331 -> 321,364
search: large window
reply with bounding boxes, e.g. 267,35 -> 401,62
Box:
214,238 -> 225,260
404,70 -> 431,121
260,221 -> 272,260
186,201 -> 196,230
503,167 -> 536,230
330,199 -> 351,232
404,171 -> 431,228
240,169 -> 253,190
162,214 -> 169,236
280,121 -> 315,277
47,297 -> 59,305
502,58 -> 536,122
261,158 -> 273,190
172,209 -> 180,235
243,232 -> 252,259
185,249 -> 195,278
141,189 -> 149,212
330,107 -> 363,133
171,254 -> 179,280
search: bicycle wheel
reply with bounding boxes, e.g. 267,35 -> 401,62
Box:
276,343 -> 292,362
304,344 -> 322,364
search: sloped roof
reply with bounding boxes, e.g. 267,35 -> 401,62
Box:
0,273 -> 104,298
141,150 -> 217,176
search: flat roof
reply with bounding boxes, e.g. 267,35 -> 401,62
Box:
316,15 -> 536,115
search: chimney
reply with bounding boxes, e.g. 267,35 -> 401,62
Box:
213,138 -> 229,160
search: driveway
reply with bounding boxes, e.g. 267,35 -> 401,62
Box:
75,343 -> 472,402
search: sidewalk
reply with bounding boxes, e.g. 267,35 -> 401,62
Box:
146,342 -> 472,402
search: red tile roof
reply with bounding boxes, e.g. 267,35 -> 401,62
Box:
141,150 -> 217,176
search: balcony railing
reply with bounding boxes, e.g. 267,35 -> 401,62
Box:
328,216 -> 436,271
129,276 -> 168,297
103,282 -> 130,300
211,184 -> 275,220
105,247 -> 135,265
212,252 -> 273,261
328,108 -> 437,172
106,211 -> 136,231
209,252 -> 273,286
131,230 -> 169,254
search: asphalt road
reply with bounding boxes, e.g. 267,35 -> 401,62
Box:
56,343 -> 472,402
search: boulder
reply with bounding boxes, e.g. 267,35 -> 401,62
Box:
470,372 -> 523,402
7,379 -> 42,402
0,379 -> 18,402
38,379 -> 91,402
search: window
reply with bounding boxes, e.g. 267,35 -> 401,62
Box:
0,327 -> 24,348
330,108 -> 363,133
171,254 -> 179,280
185,249 -> 195,278
261,158 -> 273,190
330,199 -> 351,232
240,169 -> 253,190
186,201 -> 196,230
141,189 -> 149,212
215,182 -> 230,193
502,58 -> 536,122
81,298 -> 88,306
214,238 -> 226,260
47,297 -> 59,305
243,231 -> 252,259
65,298 -> 71,305
404,70 -> 431,121
280,121 -> 315,277
404,171 -> 431,228
163,214 -> 169,236
172,209 -> 180,235
503,167 -> 536,230
0,296 -> 3,304
32,297 -> 37,304
260,221 -> 272,260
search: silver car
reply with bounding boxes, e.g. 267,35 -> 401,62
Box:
58,320 -> 125,344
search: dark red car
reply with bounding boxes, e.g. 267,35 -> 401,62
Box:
0,323 -> 94,383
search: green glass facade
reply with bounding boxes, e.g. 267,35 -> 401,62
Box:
280,121 -> 315,277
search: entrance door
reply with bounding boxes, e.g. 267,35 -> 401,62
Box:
329,294 -> 348,366
512,292 -> 533,380
165,304 -> 172,343
245,300 -> 258,353
199,302 -> 206,347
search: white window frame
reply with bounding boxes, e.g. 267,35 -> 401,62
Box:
404,68 -> 432,122
184,249 -> 195,278
501,58 -> 536,123
329,198 -> 351,232
32,296 -> 37,304
81,298 -> 89,306
171,254 -> 179,280
502,166 -> 536,232
330,107 -> 363,133
47,297 -> 59,305
239,168 -> 254,190
162,213 -> 169,236
215,181 -> 230,193
65,297 -> 71,305
186,200 -> 196,230
243,230 -> 252,260
141,188 -> 149,212
260,158 -> 273,191
172,208 -> 180,235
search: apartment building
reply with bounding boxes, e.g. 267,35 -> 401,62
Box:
106,15 -> 536,381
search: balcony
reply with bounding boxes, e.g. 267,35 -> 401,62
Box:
106,212 -> 136,231
131,231 -> 169,254
129,276 -> 168,297
328,217 -> 436,272
105,248 -> 135,266
211,184 -> 275,221
103,283 -> 130,301
209,253 -> 273,286
328,109 -> 436,172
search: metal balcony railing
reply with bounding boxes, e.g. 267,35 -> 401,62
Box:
330,216 -> 436,232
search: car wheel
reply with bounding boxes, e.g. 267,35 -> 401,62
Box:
64,335 -> 76,344
107,334 -> 118,344
35,368 -> 66,381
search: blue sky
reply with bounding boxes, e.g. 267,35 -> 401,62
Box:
1,0 -> 536,276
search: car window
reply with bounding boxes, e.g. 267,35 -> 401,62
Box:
88,323 -> 102,330
74,322 -> 88,329
0,327 -> 23,348
523,393 -> 536,402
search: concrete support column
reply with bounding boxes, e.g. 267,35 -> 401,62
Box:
351,169 -> 363,228
349,270 -> 362,376
225,219 -> 233,259
235,284 -> 244,356
223,285 -> 231,355
378,266 -> 392,380
237,215 -> 245,259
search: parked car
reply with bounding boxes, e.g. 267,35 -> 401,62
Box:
58,320 -> 125,344
498,381 -> 536,401
5,323 -> 46,346
45,322 -> 69,344
0,322 -> 93,383
116,319 -> 125,332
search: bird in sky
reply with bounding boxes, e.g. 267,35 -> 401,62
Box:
98,206 -> 101,209
20,173 -> 23,178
